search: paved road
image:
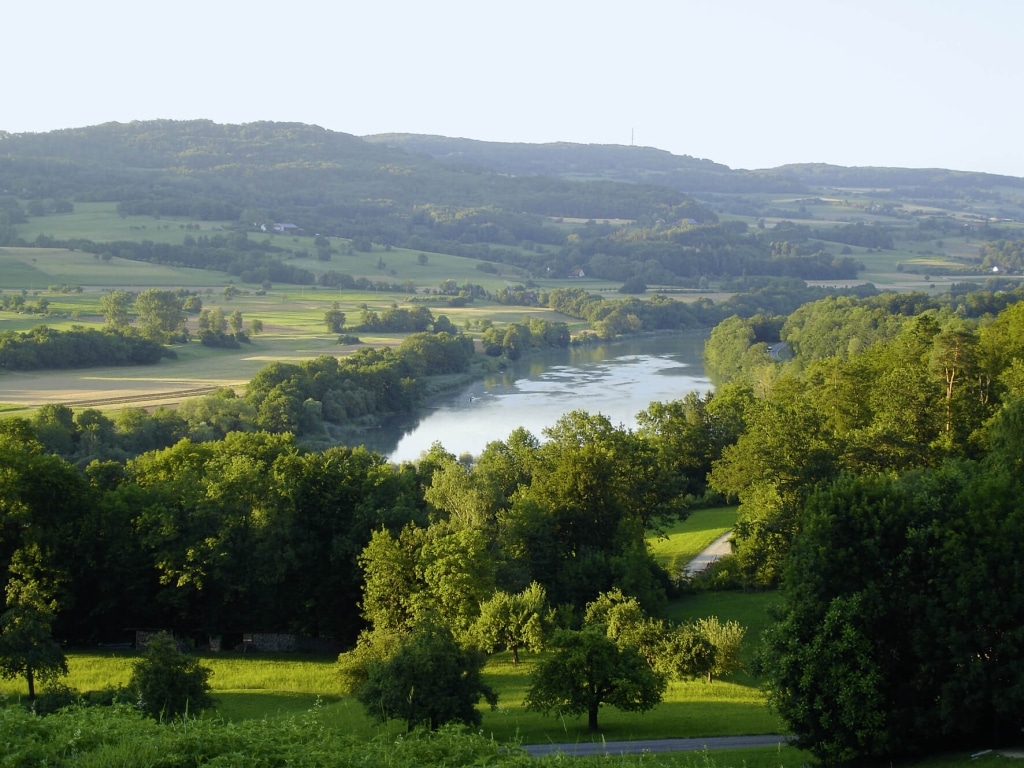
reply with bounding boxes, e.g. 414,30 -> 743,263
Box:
522,734 -> 788,757
684,531 -> 733,576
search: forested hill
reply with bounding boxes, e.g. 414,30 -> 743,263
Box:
363,133 -> 804,193
5,120 -> 1022,287
364,133 -> 1024,197
0,119 -> 711,231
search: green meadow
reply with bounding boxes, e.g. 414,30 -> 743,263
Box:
0,235 -> 601,414
14,203 -> 237,245
0,245 -> 232,289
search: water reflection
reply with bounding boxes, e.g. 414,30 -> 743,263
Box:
355,333 -> 711,462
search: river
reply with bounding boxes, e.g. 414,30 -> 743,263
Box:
351,333 -> 711,463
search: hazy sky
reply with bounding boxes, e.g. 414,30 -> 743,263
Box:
8,0 -> 1023,176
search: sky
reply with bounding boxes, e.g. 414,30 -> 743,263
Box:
7,0 -> 1023,177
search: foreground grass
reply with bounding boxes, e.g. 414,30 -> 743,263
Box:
0,651 -> 1007,765
1,648 -> 778,744
0,701 -> 812,767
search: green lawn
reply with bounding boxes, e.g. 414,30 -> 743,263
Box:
0,604 -> 995,767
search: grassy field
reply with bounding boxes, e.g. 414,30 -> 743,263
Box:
0,642 -> 780,745
0,234 -> 592,413
0,246 -> 232,289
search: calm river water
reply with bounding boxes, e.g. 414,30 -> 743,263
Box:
356,333 -> 711,463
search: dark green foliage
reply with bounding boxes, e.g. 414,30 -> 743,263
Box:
134,289 -> 187,342
128,632 -> 214,720
356,622 -> 497,731
761,466 -> 1024,764
0,326 -> 163,370
497,410 -> 675,610
28,682 -> 80,715
324,307 -> 346,333
619,276 -> 647,294
244,333 -> 475,435
357,305 -> 433,333
198,329 -> 241,348
480,318 -> 570,357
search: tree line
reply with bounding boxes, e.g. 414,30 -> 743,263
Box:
0,326 -> 165,370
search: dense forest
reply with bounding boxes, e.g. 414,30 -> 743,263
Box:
367,133 -> 1024,204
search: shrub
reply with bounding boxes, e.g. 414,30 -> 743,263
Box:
128,632 -> 214,720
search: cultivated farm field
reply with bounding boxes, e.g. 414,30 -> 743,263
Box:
0,236 -> 576,412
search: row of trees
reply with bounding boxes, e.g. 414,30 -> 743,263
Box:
480,317 -> 571,358
16,331 -> 477,469
243,332 -> 475,435
7,288 -> 255,366
34,233 -> 318,286
0,326 -> 164,370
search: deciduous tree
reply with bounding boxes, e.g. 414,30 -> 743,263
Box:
525,626 -> 666,731
471,582 -> 548,663
693,616 -> 745,683
134,289 -> 185,342
356,622 -> 496,731
324,306 -> 346,333
99,290 -> 133,329
761,467 -> 1024,763
0,603 -> 67,702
